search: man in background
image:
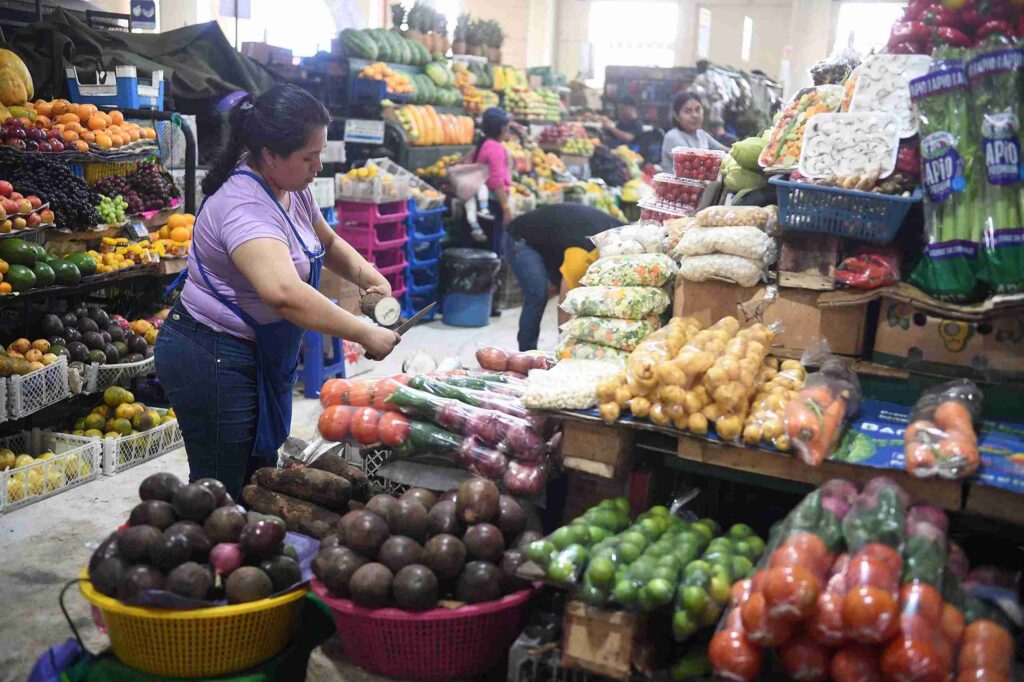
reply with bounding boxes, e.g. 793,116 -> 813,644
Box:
602,96 -> 644,145
503,203 -> 624,351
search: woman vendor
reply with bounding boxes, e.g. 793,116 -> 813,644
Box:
660,91 -> 728,170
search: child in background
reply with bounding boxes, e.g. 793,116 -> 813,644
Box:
466,183 -> 491,243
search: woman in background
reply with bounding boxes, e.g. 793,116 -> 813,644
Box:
660,91 -> 728,170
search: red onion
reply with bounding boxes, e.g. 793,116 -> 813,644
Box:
819,478 -> 858,503
907,504 -> 948,533
820,494 -> 851,520
209,542 -> 243,576
906,520 -> 946,547
863,477 -> 909,507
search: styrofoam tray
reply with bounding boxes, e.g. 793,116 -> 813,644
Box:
798,112 -> 901,180
849,54 -> 932,138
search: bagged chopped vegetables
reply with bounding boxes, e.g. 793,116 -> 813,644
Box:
675,225 -> 778,263
591,222 -> 668,256
967,37 -> 1024,295
904,378 -> 982,479
560,286 -> 670,320
758,85 -> 844,170
908,53 -> 983,301
678,254 -> 765,288
523,359 -> 624,410
560,316 -> 660,351
555,336 -> 630,364
695,205 -> 778,230
580,253 -> 678,287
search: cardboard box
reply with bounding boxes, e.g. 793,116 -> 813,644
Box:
872,297 -> 1024,380
672,278 -> 870,356
319,269 -> 361,316
241,42 -> 293,65
561,601 -> 647,681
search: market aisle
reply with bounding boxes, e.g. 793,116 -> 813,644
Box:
0,303 -> 555,682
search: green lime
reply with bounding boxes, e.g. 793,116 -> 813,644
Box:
690,522 -> 714,544
570,516 -> 588,525
569,524 -> 592,545
672,609 -> 698,640
612,579 -> 638,606
709,574 -> 732,605
528,540 -> 555,567
617,542 -> 642,564
547,558 -> 575,584
732,540 -> 752,560
561,544 -> 589,566
698,518 -> 722,535
731,555 -> 754,580
678,531 -> 699,548
684,560 -> 712,579
674,547 -> 698,566
587,557 -> 615,587
580,583 -> 609,607
680,585 -> 709,616
613,497 -> 630,514
671,653 -> 711,680
645,578 -> 674,606
593,509 -> 622,530
746,535 -> 765,558
639,517 -> 666,540
628,560 -> 655,583
588,526 -> 609,544
551,527 -> 574,550
621,531 -> 647,548
653,565 -> 679,583
657,554 -> 681,571
648,504 -> 670,517
706,537 -> 733,551
728,523 -> 754,539
700,599 -> 723,627
703,549 -> 732,567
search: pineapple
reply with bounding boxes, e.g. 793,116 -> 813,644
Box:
390,2 -> 405,30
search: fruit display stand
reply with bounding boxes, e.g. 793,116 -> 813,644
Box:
82,355 -> 155,395
0,428 -> 103,513
58,407 -> 182,476
7,355 -> 70,420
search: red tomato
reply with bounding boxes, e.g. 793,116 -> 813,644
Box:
317,405 -> 354,442
780,531 -> 831,573
846,555 -> 898,592
962,621 -> 1014,655
858,543 -> 904,580
740,591 -> 795,647
378,412 -> 410,447
899,612 -> 939,641
880,636 -> 946,682
371,379 -> 403,411
343,381 -> 375,407
730,579 -> 753,608
899,582 -> 943,624
350,407 -> 381,444
957,640 -> 1011,675
830,644 -> 882,682
956,670 -> 1011,682
779,633 -> 830,681
807,588 -> 846,647
750,569 -> 768,593
319,378 -> 351,407
842,585 -> 899,644
940,604 -> 964,647
708,629 -> 762,681
763,565 -> 823,620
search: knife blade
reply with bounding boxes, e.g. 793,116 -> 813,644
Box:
395,301 -> 437,336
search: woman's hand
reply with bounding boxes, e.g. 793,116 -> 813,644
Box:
365,280 -> 392,299
362,325 -> 401,361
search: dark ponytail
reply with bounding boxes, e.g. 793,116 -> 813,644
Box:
202,83 -> 332,196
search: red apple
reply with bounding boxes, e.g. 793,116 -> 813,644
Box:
0,181 -> 11,197
26,195 -> 42,210
25,212 -> 41,227
1,199 -> 17,215
12,217 -> 26,230
16,199 -> 31,214
10,192 -> 22,202
49,140 -> 64,152
39,209 -> 54,224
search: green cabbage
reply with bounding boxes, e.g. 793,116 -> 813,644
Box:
729,137 -> 766,171
724,166 -> 767,192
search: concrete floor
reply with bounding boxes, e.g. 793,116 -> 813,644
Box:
0,303 -> 557,682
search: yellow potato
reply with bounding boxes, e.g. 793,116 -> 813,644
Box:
649,402 -> 670,427
742,423 -> 762,444
599,402 -> 621,423
716,415 -> 743,441
614,385 -> 633,408
629,396 -> 651,418
688,412 -> 709,435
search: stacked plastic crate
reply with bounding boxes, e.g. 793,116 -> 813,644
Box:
402,196 -> 445,320
337,200 -> 410,300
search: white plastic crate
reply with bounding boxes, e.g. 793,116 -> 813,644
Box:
345,443 -> 408,496
7,356 -> 70,420
83,356 -> 156,394
102,408 -> 182,475
335,173 -> 411,203
0,430 -> 103,514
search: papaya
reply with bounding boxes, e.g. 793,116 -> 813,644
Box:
6,264 -> 35,292
51,260 -> 81,287
0,48 -> 32,105
0,239 -> 36,267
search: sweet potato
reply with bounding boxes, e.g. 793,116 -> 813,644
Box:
253,467 -> 351,511
241,485 -> 341,539
307,451 -> 370,501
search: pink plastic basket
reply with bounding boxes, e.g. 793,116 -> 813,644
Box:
312,579 -> 537,681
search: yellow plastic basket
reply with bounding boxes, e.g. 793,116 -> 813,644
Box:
78,569 -> 307,678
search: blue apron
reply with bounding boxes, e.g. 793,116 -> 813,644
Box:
168,169 -> 325,465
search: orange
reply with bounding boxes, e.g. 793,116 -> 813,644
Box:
170,226 -> 191,242
109,110 -> 124,125
87,114 -> 107,131
183,213 -> 195,225
53,123 -> 65,133
58,112 -> 78,125
79,103 -> 97,117
158,225 -> 171,239
34,115 -> 51,129
0,283 -> 12,294
94,132 -> 112,149
66,121 -> 82,134
127,128 -> 140,142
166,213 -> 190,228
109,133 -> 124,147
74,140 -> 89,152
50,100 -> 67,116
62,130 -> 79,142
142,127 -> 156,140
79,130 -> 95,143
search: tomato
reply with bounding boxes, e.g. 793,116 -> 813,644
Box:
343,381 -> 375,407
779,531 -> 830,573
807,588 -> 846,647
859,542 -> 903,578
750,569 -> 768,593
350,407 -> 381,444
708,629 -> 762,681
957,640 -> 1011,675
319,378 -> 352,407
899,582 -> 943,624
740,591 -> 795,647
770,542 -> 829,576
956,670 -> 1011,682
378,412 -> 410,447
962,621 -> 1014,655
763,565 -> 822,620
880,636 -> 946,682
371,379 -> 403,411
846,555 -> 898,592
730,578 -> 752,608
899,613 -> 939,641
779,633 -> 830,681
940,604 -> 964,647
830,644 -> 882,682
842,585 -> 899,644
318,405 -> 354,442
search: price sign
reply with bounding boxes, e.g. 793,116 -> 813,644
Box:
344,119 -> 385,145
125,220 -> 150,240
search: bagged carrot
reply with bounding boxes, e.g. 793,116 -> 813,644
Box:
785,358 -> 862,466
903,378 -> 983,479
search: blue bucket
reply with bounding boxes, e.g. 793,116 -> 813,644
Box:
442,292 -> 492,327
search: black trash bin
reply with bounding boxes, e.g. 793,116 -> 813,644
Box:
440,248 -> 501,327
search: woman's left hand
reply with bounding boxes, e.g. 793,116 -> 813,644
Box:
365,280 -> 392,299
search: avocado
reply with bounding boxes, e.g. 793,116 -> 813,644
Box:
113,341 -> 128,357
513,530 -> 543,550
377,535 -> 423,573
166,520 -> 213,563
117,525 -> 161,564
364,494 -> 400,528
225,566 -> 273,604
64,328 -> 82,343
50,260 -> 81,286
314,546 -> 367,597
462,523 -> 505,563
393,564 -> 439,611
427,500 -> 463,538
78,317 -> 98,333
47,336 -> 67,348
107,325 -> 125,343
499,549 -> 530,593
127,334 -> 148,356
89,531 -> 123,573
88,349 -> 107,365
100,330 -> 111,344
66,341 -> 89,363
49,344 -> 68,358
195,478 -> 228,505
204,505 -> 247,543
6,264 -> 36,292
340,510 -> 390,558
82,330 -> 104,351
128,500 -> 176,530
167,561 -> 213,600
0,238 -> 37,267
151,530 -> 192,572
39,314 -> 64,338
455,561 -> 502,603
32,261 -> 55,288
90,557 -> 126,597
259,555 -> 302,592
125,353 -> 144,363
400,488 -> 438,511
172,483 -> 216,522
103,344 -> 120,363
349,562 -> 393,608
117,564 -> 165,601
422,534 -> 466,580
61,312 -> 78,329
139,472 -> 184,502
89,307 -> 111,327
392,499 -> 429,542
65,253 -> 96,277
239,519 -> 285,559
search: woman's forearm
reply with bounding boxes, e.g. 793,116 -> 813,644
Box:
315,215 -> 388,291
271,279 -> 376,343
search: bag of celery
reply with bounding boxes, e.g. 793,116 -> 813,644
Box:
966,35 -> 1024,295
908,52 -> 984,301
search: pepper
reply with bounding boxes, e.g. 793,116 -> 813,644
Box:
975,19 -> 1014,39
888,21 -> 930,48
922,6 -> 961,26
903,0 -> 933,21
835,255 -> 899,289
934,25 -> 972,45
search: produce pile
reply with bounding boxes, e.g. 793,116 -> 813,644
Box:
0,147 -> 101,230
588,145 -> 632,187
313,478 -> 538,610
0,238 -> 93,293
94,161 -> 181,215
537,123 -> 590,149
357,62 -> 413,95
527,498 -> 764,643
88,473 -> 306,605
337,164 -> 408,203
903,378 -> 982,479
391,105 -> 475,146
506,88 -> 560,122
33,305 -> 159,371
671,205 -> 779,288
721,134 -> 769,197
887,1 -> 1024,55
406,62 -> 465,108
2,445 -> 94,503
708,477 -> 1016,682
65,386 -> 171,441
147,213 -> 194,259
758,85 -> 844,172
415,153 -> 461,179
339,28 -> 436,66
0,179 -> 55,234
1,99 -> 156,152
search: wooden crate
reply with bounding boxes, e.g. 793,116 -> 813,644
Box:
561,420 -> 633,479
777,233 -> 842,291
561,600 -> 647,681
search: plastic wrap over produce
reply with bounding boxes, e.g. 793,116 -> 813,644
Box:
664,216 -> 697,253
695,205 -> 778,230
904,378 -> 982,479
523,359 -> 625,410
580,253 -> 678,287
678,254 -> 766,288
407,374 -> 551,436
674,225 -> 778,264
475,346 -> 553,374
556,336 -> 630,364
784,358 -> 862,467
560,316 -> 661,351
560,285 -> 670,320
591,222 -> 668,256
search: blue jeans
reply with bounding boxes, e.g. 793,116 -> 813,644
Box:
503,233 -> 550,351
154,303 -> 261,499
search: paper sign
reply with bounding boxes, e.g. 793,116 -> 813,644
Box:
125,221 -> 150,240
344,119 -> 385,145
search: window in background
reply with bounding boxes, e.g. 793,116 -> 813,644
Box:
587,1 -> 680,86
218,0 -> 337,57
741,16 -> 753,63
833,1 -> 905,56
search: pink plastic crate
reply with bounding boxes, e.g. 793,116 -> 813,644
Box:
338,200 -> 409,225
385,270 -> 406,297
373,247 -> 407,275
338,221 -> 407,251
670,147 -> 725,182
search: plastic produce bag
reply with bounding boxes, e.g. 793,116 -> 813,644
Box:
784,358 -> 862,466
908,53 -> 983,301
560,316 -> 660,351
966,35 -> 1024,295
678,254 -> 765,287
455,435 -> 509,479
579,253 -> 678,287
700,322 -> 776,441
523,359 -> 624,410
591,222 -> 668,256
758,85 -> 844,171
742,358 -> 806,451
503,459 -> 548,497
695,205 -> 777,229
555,335 -> 629,364
664,216 -> 696,253
904,378 -> 982,479
674,225 -> 778,263
560,286 -> 670,320
835,248 -> 901,289
475,346 -> 552,373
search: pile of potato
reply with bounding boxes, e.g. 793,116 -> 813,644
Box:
741,360 -> 806,451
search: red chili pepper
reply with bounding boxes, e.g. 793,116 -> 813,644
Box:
889,22 -> 931,47
835,255 -> 899,290
960,6 -> 981,27
934,26 -> 972,45
975,19 -> 1014,39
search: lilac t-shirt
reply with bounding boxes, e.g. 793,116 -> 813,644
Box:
180,166 -> 322,341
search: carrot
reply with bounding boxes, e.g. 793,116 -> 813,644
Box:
801,385 -> 834,408
801,398 -> 846,466
933,401 -> 975,444
905,442 -> 937,474
786,397 -> 822,445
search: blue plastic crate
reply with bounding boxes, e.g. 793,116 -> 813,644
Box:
407,200 -> 446,240
64,65 -> 165,110
320,206 -> 337,227
407,238 -> 442,268
769,176 -> 922,244
408,265 -> 439,292
351,78 -> 410,104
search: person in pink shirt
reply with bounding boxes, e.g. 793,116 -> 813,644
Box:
469,107 -> 513,316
